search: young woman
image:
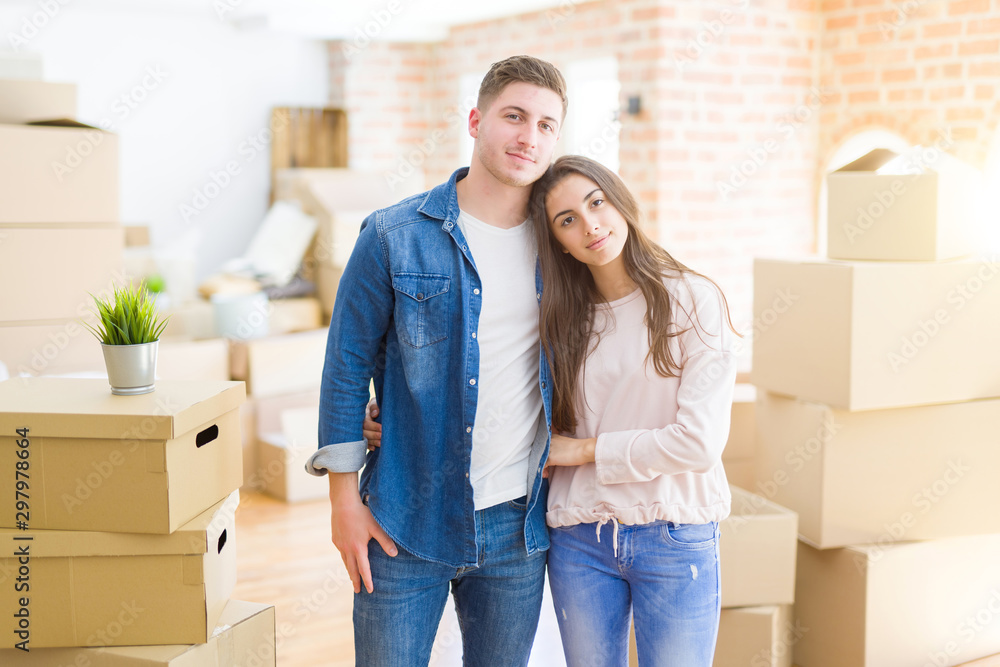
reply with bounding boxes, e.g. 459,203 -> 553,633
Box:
529,155 -> 739,666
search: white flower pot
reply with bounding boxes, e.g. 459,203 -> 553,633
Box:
101,340 -> 158,395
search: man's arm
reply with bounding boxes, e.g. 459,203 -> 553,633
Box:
307,212 -> 398,592
328,472 -> 396,594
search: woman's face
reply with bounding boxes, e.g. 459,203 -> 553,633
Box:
545,172 -> 629,270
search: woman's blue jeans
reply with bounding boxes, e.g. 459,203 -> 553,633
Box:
547,519 -> 721,667
354,497 -> 547,666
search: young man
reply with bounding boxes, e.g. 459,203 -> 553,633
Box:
305,55 -> 567,666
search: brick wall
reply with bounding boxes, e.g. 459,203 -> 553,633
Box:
328,0 -> 999,357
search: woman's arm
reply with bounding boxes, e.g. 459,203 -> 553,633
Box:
594,280 -> 738,485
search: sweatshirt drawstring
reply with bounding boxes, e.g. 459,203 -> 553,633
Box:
595,512 -> 620,558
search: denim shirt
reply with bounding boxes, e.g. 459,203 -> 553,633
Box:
305,167 -> 553,568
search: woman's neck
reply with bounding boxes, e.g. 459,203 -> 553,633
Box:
589,262 -> 638,302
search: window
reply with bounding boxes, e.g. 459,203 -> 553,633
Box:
562,57 -> 621,172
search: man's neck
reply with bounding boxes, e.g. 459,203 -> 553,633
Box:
455,163 -> 531,230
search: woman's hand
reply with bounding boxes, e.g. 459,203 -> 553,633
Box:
363,399 -> 382,451
543,434 -> 597,476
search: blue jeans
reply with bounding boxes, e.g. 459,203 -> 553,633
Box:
547,520 -> 721,667
354,497 -> 547,666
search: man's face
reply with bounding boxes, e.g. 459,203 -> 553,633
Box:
470,81 -> 563,188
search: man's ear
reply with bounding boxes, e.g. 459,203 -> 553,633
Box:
468,108 -> 481,139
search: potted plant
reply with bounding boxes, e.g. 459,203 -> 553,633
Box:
83,280 -> 171,395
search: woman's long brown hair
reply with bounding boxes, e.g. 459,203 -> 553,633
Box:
529,155 -> 740,434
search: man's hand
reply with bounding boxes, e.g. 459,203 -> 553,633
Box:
364,398 -> 383,451
328,472 -> 397,594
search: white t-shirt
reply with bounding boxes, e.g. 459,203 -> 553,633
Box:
458,209 -> 543,510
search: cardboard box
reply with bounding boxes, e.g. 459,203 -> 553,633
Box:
159,299 -> 216,340
794,536 -> 1000,667
0,599 -> 275,666
958,654 -> 1000,666
0,378 -> 245,533
269,297 -> 322,334
275,167 -> 424,211
0,79 -> 76,124
157,338 -> 231,382
720,486 -> 798,608
827,148 -> 982,262
0,318 -> 105,377
0,225 -> 124,322
723,457 -> 755,490
0,492 -> 238,648
0,122 -> 119,224
724,383 -> 756,461
230,329 -> 326,398
714,605 -> 796,667
316,264 -> 343,315
755,392 -> 1000,548
255,406 -> 328,502
751,257 -> 1000,411
124,224 -> 151,247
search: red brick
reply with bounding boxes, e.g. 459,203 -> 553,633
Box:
959,39 -> 1000,56
631,6 -> 676,21
882,67 -> 918,83
943,62 -> 963,77
863,9 -> 897,25
923,21 -> 963,38
788,0 -> 816,10
887,88 -> 925,102
946,107 -> 986,121
915,43 -> 955,59
928,85 -> 967,101
747,53 -> 783,67
858,30 -> 888,45
826,15 -> 858,29
833,51 -> 867,66
969,61 -> 1000,77
848,89 -> 881,104
948,0 -> 990,15
967,18 -> 1000,34
973,84 -> 995,99
787,56 -> 812,69
822,0 -> 847,10
783,75 -> 813,87
842,70 -> 876,85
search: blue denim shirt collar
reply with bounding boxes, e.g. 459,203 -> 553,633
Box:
418,166 -> 468,227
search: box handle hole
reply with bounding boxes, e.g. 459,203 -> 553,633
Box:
196,425 -> 219,448
218,529 -> 227,554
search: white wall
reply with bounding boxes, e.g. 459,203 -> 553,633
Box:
0,2 -> 329,281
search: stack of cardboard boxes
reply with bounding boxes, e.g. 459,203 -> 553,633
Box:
752,148 -> 1000,666
0,79 -> 122,379
0,377 -> 276,665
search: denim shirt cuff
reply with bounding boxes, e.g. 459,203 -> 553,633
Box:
304,441 -> 367,475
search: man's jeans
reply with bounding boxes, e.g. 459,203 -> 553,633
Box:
355,497 -> 547,666
547,520 -> 721,667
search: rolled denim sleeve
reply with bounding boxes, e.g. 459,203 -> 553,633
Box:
310,211 -> 394,474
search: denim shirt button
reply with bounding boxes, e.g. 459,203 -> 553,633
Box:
469,378 -> 476,385
541,381 -> 547,389
536,292 -> 541,300
466,426 -> 472,433
473,288 -> 480,295
471,332 -> 477,339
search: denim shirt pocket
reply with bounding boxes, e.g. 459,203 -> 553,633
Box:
392,272 -> 451,348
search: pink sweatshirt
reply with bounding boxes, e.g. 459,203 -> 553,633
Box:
545,274 -> 737,531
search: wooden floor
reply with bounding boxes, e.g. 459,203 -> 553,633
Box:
233,492 -> 356,667
231,491 -> 568,667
